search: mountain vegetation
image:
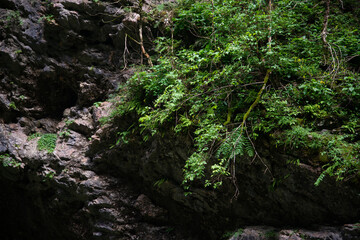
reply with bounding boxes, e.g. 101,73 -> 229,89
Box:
106,0 -> 360,193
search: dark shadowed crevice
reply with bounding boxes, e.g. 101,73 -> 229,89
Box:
0,173 -> 88,240
0,180 -> 61,239
348,56 -> 360,72
0,107 -> 20,123
0,0 -> 16,9
36,77 -> 78,119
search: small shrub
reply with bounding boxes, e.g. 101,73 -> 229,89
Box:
58,129 -> 71,139
65,119 -> 75,126
9,102 -> 17,110
45,170 -> 55,179
37,134 -> 57,153
38,14 -> 54,23
27,132 -> 42,141
0,154 -> 21,168
5,10 -> 23,28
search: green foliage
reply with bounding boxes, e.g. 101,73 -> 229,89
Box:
0,154 -> 21,168
222,228 -> 244,239
27,132 -> 42,141
234,229 -> 244,238
283,126 -> 323,150
45,170 -> 55,179
269,174 -> 291,191
42,169 -> 56,182
216,130 -> 254,160
58,129 -> 71,139
5,10 -> 23,28
315,137 -> 360,185
264,230 -> 277,239
14,49 -> 22,55
183,152 -> 207,187
153,178 -> 167,188
37,134 -> 57,153
65,119 -> 75,126
110,0 -> 360,189
38,14 -> 54,23
9,102 -> 17,110
93,101 -> 102,108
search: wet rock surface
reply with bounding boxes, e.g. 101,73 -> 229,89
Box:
0,0 -> 359,240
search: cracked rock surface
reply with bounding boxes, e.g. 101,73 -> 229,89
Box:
0,0 -> 359,240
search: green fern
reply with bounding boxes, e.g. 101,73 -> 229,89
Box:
216,128 -> 254,160
37,134 -> 57,153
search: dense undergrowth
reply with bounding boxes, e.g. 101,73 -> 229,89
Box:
108,0 -> 360,190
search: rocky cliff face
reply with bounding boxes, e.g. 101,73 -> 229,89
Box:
0,0 -> 359,240
0,0 -> 193,239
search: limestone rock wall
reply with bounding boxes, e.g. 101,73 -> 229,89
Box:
0,0 -> 194,239
0,0 -> 359,240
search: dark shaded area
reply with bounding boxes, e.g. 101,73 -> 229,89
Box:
0,107 -> 20,123
0,180 -> 67,239
0,0 -> 16,10
348,56 -> 360,72
90,120 -> 360,240
37,77 -> 78,119
0,165 -> 88,240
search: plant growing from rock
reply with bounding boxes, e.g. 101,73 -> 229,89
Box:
58,129 -> 71,139
28,133 -> 57,153
0,154 -> 21,168
38,14 -> 54,23
8,102 -> 17,110
37,134 -> 57,153
5,10 -> 23,28
28,132 -> 42,141
107,0 -> 360,193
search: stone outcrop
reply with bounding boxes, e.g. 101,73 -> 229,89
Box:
0,0 -> 193,239
0,112 -> 195,239
0,0 -> 359,240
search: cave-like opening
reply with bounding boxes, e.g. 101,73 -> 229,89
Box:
36,77 -> 78,119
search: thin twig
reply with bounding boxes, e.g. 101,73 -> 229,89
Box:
245,123 -> 273,179
321,0 -> 340,78
268,0 -> 272,52
338,0 -> 344,9
210,0 -> 216,46
139,21 -> 153,67
180,82 -> 264,107
123,34 -> 129,70
227,70 -> 271,200
321,0 -> 330,49
138,0 -> 153,67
